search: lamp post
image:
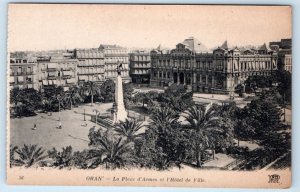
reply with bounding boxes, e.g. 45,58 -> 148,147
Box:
84,109 -> 86,121
57,94 -> 62,128
93,109 -> 100,127
57,95 -> 61,122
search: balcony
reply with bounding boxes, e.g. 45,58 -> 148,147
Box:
104,53 -> 129,57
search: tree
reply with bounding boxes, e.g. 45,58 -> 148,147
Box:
83,81 -> 99,106
158,84 -> 194,112
65,86 -> 83,109
42,86 -> 66,112
114,119 -> 144,142
88,128 -> 134,169
274,70 -> 291,104
149,106 -> 179,134
10,88 -> 42,117
48,146 -> 74,168
183,103 -> 222,167
139,106 -> 188,170
99,79 -> 115,102
133,92 -> 148,107
14,144 -> 47,167
244,96 -> 282,138
10,145 -> 18,167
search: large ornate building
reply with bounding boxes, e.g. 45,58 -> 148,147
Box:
150,37 -> 278,94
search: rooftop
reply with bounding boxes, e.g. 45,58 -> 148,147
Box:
182,37 -> 208,53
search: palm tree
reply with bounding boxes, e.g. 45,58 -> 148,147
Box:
92,136 -> 133,169
114,119 -> 144,142
10,145 -> 18,167
149,106 -> 179,134
14,144 -> 47,167
183,103 -> 220,167
84,81 -> 99,106
66,86 -> 83,109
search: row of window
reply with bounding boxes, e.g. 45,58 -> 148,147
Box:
77,51 -> 104,58
131,55 -> 151,61
234,61 -> 275,71
10,76 -> 33,84
106,71 -> 129,77
131,63 -> 151,68
39,63 -> 76,70
104,49 -> 127,54
105,57 -> 129,63
131,69 -> 150,75
105,63 -> 129,70
78,59 -> 104,66
77,68 -> 105,74
11,66 -> 34,75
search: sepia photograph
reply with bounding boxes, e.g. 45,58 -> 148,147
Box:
7,4 -> 292,188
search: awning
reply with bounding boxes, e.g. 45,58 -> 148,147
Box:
10,76 -> 14,83
48,71 -> 57,77
63,71 -> 72,76
42,80 -> 48,85
52,80 -> 58,85
63,87 -> 69,91
27,84 -> 33,88
17,76 -> 24,82
48,63 -> 58,69
48,80 -> 53,85
66,78 -> 75,84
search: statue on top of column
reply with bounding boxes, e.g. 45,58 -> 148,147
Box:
117,61 -> 123,76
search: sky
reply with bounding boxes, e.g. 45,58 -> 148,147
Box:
8,4 -> 292,51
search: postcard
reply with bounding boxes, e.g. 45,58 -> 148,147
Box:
7,4 -> 292,188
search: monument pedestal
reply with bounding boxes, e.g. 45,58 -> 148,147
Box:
113,74 -> 127,124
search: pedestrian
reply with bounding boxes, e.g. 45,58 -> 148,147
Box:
58,122 -> 62,129
32,123 -> 37,130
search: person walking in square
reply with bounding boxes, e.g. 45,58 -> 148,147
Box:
32,123 -> 37,130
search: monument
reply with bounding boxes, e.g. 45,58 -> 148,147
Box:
112,63 -> 128,124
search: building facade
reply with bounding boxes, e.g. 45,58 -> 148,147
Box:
99,44 -> 130,82
129,50 -> 151,84
36,55 -> 78,91
150,38 -> 278,94
9,58 -> 39,90
270,39 -> 292,73
73,48 -> 105,84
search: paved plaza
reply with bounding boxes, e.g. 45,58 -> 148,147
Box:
10,103 -> 113,151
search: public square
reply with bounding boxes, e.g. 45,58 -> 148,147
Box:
10,103 -> 113,151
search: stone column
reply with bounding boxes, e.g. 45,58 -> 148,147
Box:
113,74 -> 127,124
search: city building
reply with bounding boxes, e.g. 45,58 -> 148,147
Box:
129,50 -> 151,84
36,55 -> 78,91
9,58 -> 39,90
99,44 -> 130,82
150,37 -> 278,94
278,49 -> 292,72
270,39 -> 292,73
72,48 -> 105,84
